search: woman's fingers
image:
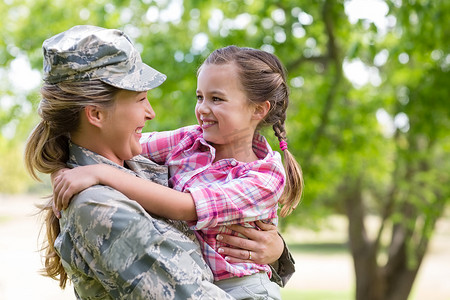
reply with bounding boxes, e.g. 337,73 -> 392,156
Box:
254,220 -> 277,231
217,246 -> 254,264
225,224 -> 259,239
226,221 -> 277,241
217,221 -> 283,265
219,230 -> 259,248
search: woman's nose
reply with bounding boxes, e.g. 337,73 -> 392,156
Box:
145,101 -> 156,120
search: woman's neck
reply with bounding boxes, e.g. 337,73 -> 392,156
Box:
71,130 -> 125,166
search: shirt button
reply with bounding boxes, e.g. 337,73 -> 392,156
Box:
230,160 -> 237,166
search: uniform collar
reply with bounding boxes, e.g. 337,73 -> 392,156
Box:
68,141 -> 168,186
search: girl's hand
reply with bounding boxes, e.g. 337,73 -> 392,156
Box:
51,168 -> 69,218
52,165 -> 104,213
216,220 -> 284,265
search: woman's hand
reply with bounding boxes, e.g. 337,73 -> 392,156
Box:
52,165 -> 104,213
216,221 -> 284,265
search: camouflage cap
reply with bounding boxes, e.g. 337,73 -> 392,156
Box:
42,25 -> 166,91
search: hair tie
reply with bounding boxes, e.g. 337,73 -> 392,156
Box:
279,140 -> 288,151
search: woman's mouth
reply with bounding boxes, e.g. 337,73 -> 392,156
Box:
202,121 -> 216,129
135,127 -> 143,134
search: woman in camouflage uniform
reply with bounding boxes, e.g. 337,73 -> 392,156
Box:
24,25 -> 293,299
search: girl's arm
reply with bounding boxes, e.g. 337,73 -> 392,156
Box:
54,158 -> 284,227
53,164 -> 197,221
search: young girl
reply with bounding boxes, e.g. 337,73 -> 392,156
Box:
53,45 -> 303,299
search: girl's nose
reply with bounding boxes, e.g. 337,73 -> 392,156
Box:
196,100 -> 210,114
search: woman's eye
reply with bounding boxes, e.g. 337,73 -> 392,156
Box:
212,97 -> 222,102
196,95 -> 203,101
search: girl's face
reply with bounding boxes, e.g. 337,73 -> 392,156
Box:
196,63 -> 260,152
101,90 -> 155,165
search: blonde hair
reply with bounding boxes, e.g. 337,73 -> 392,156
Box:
24,80 -> 119,288
201,46 -> 304,217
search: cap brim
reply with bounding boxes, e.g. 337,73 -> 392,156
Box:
100,62 -> 167,92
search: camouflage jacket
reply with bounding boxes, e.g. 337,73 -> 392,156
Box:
55,143 -> 234,299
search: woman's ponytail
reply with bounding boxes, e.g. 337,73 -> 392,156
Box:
24,80 -> 119,288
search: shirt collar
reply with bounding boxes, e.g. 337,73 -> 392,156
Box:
252,131 -> 272,159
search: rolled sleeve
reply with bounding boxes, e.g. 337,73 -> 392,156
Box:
269,234 -> 296,287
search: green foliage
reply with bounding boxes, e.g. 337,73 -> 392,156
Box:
0,0 -> 447,208
0,137 -> 33,193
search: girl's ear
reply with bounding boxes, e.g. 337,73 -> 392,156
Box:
84,105 -> 107,128
252,100 -> 271,121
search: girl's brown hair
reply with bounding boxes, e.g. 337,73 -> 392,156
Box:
24,80 -> 119,288
201,45 -> 303,217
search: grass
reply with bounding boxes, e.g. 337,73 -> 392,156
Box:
287,242 -> 349,255
281,288 -> 352,300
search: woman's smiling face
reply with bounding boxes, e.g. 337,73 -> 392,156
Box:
101,90 -> 155,165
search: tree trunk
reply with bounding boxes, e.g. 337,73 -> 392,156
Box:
344,179 -> 427,300
385,270 -> 419,300
345,178 -> 385,300
346,181 -> 435,300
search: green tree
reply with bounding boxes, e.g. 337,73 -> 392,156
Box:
1,1 -> 449,299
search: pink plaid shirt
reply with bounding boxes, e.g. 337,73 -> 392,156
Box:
140,125 -> 286,281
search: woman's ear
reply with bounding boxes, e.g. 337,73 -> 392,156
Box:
252,100 -> 271,121
84,105 -> 106,128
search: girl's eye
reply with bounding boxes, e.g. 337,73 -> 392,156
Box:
196,95 -> 203,101
212,97 -> 222,102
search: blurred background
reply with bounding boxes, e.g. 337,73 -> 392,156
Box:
0,0 -> 449,299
